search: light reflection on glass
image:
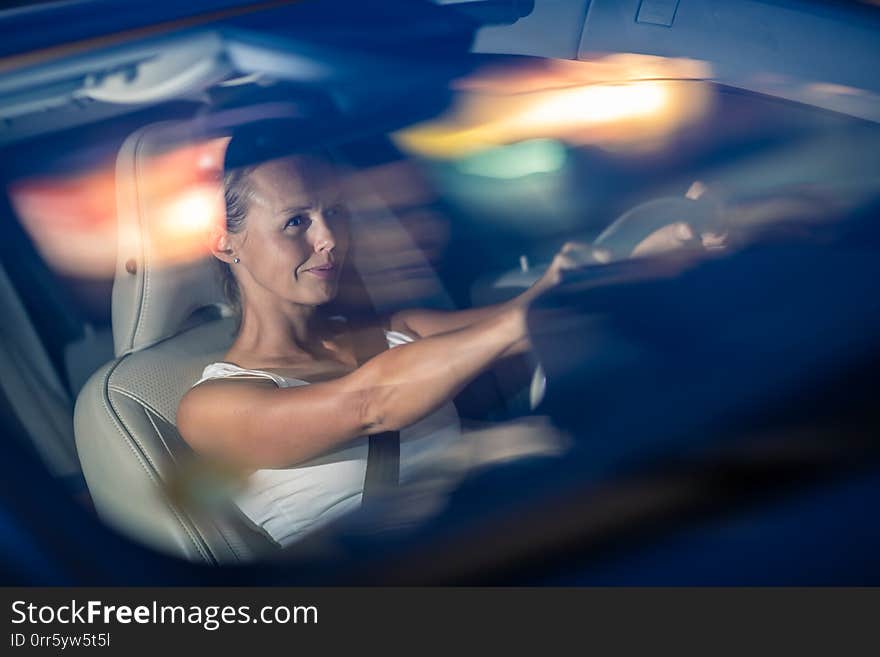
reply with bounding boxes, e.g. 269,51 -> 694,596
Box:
455,139 -> 566,179
394,54 -> 716,160
8,138 -> 229,277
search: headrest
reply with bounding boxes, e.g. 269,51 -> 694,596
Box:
112,120 -> 230,357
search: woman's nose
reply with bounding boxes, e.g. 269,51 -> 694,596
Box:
311,215 -> 337,253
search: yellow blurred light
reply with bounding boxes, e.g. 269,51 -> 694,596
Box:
395,54 -> 714,160
519,81 -> 668,128
153,185 -> 222,264
159,187 -> 218,234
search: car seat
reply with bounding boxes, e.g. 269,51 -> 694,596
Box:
74,119 -> 279,563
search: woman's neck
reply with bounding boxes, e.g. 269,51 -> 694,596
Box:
230,300 -> 331,364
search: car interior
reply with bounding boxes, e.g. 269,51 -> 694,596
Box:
1,0 -> 880,576
0,3 -> 483,562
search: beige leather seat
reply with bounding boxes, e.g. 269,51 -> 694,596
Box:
74,120 -> 278,563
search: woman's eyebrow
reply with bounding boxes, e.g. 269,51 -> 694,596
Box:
279,204 -> 313,216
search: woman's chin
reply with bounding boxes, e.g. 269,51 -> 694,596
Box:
275,278 -> 340,306
304,284 -> 339,306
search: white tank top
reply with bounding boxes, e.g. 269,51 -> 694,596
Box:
192,330 -> 463,547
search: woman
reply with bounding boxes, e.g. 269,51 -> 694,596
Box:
176,145 -> 592,547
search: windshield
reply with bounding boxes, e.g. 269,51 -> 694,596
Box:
1,2 -> 880,583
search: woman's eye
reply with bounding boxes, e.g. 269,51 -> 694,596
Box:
285,214 -> 309,229
325,204 -> 348,220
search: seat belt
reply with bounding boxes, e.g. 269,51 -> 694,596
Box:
350,323 -> 400,502
363,430 -> 401,502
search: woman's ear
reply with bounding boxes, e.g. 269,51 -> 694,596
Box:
210,228 -> 236,264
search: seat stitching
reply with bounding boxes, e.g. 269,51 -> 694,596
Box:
101,360 -> 213,563
129,132 -> 150,351
108,386 -> 175,431
110,393 -> 212,563
112,383 -> 248,562
211,517 -> 248,562
139,405 -> 246,561
104,370 -> 211,562
142,406 -> 180,468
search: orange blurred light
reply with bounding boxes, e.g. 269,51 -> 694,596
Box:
9,137 -> 228,277
10,167 -> 118,278
395,54 -> 715,159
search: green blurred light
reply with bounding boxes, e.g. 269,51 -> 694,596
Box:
455,139 -> 566,179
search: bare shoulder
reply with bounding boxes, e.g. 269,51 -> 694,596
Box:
388,309 -> 414,336
389,308 -> 433,338
176,378 -> 278,445
179,377 -> 278,414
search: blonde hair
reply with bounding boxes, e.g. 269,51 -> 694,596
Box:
217,165 -> 255,316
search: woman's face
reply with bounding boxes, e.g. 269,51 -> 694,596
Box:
231,155 -> 350,307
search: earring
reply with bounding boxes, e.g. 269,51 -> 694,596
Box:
233,257 -> 240,264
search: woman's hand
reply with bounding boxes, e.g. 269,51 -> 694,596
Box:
543,241 -> 611,287
390,242 -> 608,345
630,222 -> 702,257
516,241 -> 610,307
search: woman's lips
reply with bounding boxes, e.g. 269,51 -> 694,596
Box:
304,264 -> 336,280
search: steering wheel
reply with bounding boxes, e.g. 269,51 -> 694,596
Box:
527,195 -> 724,410
593,195 -> 724,260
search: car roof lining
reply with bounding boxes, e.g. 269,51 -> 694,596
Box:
0,27 -> 341,147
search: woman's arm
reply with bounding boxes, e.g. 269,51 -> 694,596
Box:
391,241 -> 602,339
177,305 -> 526,470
